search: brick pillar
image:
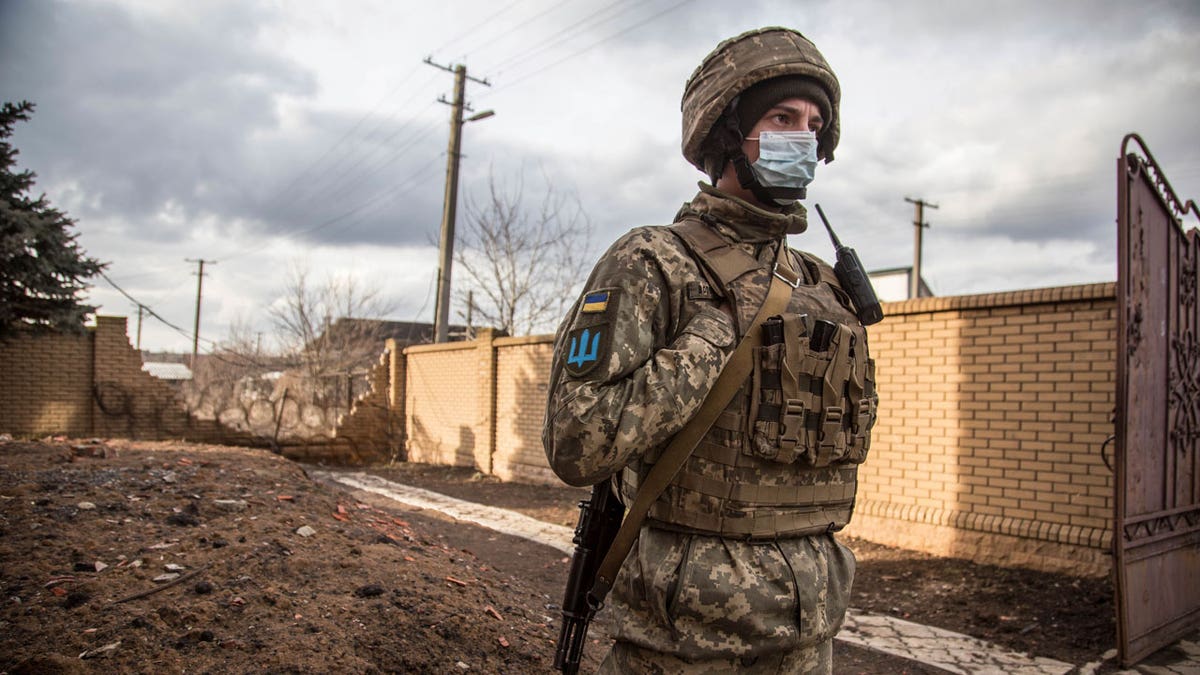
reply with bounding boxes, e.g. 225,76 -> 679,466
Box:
386,339 -> 407,461
473,329 -> 505,474
92,315 -> 132,438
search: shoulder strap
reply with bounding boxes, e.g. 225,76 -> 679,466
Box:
588,242 -> 798,607
794,250 -> 840,288
671,218 -> 762,287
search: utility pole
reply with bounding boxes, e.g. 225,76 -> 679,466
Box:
135,304 -> 145,350
425,56 -> 493,343
904,197 -> 938,300
186,258 -> 215,370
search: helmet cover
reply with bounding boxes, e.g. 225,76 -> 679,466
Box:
681,27 -> 841,173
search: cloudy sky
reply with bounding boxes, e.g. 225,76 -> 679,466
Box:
2,0 -> 1198,352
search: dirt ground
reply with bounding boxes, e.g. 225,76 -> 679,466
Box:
1,438 -> 1116,674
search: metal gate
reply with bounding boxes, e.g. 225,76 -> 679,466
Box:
1115,133 -> 1200,666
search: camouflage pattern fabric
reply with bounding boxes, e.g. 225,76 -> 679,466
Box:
543,185 -> 805,487
543,185 -> 867,669
603,527 -> 853,669
599,632 -> 832,674
681,27 -> 842,169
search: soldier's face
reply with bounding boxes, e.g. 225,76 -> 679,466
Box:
742,97 -> 825,163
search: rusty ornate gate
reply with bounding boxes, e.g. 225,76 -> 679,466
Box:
1115,133 -> 1200,666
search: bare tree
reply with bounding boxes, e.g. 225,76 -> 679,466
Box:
268,265 -> 396,410
454,168 -> 591,337
182,314 -> 284,437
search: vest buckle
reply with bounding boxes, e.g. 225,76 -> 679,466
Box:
817,406 -> 845,466
779,399 -> 807,450
773,263 -> 800,288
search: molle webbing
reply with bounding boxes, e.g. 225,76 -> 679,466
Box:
604,219 -> 868,545
621,453 -> 859,538
667,465 -> 857,505
587,240 -> 797,606
758,371 -> 824,396
648,505 -> 855,540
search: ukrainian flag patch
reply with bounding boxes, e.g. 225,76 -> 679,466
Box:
581,291 -> 610,314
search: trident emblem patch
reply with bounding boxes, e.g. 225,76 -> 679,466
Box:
568,328 -> 601,368
563,325 -> 607,377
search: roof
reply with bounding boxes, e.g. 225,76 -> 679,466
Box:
321,318 -> 469,346
142,361 -> 193,381
868,266 -> 934,302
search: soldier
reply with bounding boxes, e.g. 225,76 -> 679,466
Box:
544,27 -> 878,674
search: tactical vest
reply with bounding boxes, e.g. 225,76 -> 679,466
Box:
621,217 -> 877,540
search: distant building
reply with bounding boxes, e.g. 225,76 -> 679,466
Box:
868,266 -> 934,302
142,361 -> 193,382
321,318 -> 471,347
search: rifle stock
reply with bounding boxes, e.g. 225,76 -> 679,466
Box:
554,481 -> 625,674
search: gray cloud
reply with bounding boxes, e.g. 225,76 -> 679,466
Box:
1,1 -> 308,236
1,0 -> 1197,351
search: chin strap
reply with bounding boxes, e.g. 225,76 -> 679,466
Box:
731,154 -> 806,205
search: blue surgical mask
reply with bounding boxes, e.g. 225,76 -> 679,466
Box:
746,130 -> 819,193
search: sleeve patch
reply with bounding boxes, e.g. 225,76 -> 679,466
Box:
581,291 -> 611,313
563,324 -> 610,378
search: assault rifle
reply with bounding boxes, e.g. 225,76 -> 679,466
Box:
554,481 -> 626,674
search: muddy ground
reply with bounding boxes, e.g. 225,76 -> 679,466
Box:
0,438 -> 1116,673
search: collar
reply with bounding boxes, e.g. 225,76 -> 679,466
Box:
677,182 -> 809,243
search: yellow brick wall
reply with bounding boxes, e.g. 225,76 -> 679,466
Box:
329,341 -> 400,464
0,327 -> 93,436
845,283 -> 1116,574
1,280 -> 1119,574
1,316 -> 257,445
493,337 -> 556,484
404,342 -> 480,467
397,283 -> 1117,574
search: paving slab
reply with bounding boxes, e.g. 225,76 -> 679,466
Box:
839,610 -> 1072,674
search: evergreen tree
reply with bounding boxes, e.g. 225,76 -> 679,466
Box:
0,101 -> 105,334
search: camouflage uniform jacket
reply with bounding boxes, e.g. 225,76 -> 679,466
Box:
544,184 -> 868,663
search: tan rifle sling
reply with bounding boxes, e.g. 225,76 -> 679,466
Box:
588,237 -> 798,607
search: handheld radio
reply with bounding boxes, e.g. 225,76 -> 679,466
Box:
814,204 -> 884,326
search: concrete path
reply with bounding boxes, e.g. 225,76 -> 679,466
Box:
312,470 -> 1195,675
311,470 -> 576,554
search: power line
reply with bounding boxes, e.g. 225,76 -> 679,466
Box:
295,104 -> 441,212
98,269 -> 281,370
485,0 -> 697,94
220,154 -> 446,263
486,0 -> 639,74
456,0 -> 580,59
99,270 -> 194,339
261,0 -> 543,216
261,69 -> 439,211
428,0 -> 526,58
319,165 -> 444,243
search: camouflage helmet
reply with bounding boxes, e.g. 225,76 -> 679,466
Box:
681,27 -> 841,173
